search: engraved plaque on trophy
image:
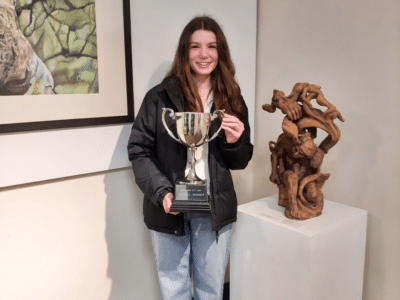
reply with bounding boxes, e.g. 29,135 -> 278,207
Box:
162,108 -> 224,212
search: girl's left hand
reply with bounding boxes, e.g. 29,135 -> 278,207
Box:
221,113 -> 244,144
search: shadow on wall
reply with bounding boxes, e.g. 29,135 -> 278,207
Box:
363,215 -> 384,300
324,113 -> 380,204
148,61 -> 172,90
104,62 -> 173,299
104,125 -> 161,300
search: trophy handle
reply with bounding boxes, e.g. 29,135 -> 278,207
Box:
162,108 -> 181,144
205,109 -> 225,142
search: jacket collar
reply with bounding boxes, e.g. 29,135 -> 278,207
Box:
163,75 -> 184,112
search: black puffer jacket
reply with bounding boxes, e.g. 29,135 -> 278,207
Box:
127,76 -> 253,236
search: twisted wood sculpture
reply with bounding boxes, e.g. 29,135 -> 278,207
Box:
263,83 -> 344,220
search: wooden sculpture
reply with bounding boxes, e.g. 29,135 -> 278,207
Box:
262,83 -> 344,220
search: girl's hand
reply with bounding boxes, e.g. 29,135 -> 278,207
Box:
221,113 -> 244,144
163,193 -> 179,215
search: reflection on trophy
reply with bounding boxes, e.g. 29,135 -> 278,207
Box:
162,108 -> 224,212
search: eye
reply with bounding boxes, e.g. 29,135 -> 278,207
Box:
0,33 -> 4,39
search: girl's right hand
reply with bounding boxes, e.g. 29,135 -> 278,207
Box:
163,193 -> 179,215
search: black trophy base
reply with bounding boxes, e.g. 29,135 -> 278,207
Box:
171,182 -> 210,212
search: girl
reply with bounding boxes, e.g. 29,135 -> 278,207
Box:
128,15 -> 253,300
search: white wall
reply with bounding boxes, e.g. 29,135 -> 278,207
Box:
253,0 -> 400,299
0,169 -> 160,299
0,125 -> 132,187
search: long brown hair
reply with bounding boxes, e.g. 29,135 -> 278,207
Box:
167,16 -> 244,121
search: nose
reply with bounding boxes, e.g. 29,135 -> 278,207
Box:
200,46 -> 208,58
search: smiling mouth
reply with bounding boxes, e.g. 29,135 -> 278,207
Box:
197,62 -> 211,67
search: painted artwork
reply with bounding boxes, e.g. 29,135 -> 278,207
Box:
0,0 -> 133,133
0,0 -> 98,95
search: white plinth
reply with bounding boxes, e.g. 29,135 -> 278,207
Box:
231,195 -> 367,300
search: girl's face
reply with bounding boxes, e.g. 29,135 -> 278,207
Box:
189,30 -> 218,81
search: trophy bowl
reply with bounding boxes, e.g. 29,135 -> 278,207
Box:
162,108 -> 224,212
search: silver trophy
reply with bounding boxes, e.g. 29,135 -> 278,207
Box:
162,108 -> 224,212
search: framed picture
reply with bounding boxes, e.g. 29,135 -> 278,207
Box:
0,0 -> 134,133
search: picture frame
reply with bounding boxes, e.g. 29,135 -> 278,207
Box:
0,0 -> 134,134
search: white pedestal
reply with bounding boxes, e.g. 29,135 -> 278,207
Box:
231,195 -> 367,300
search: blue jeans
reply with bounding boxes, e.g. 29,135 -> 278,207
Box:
150,212 -> 232,300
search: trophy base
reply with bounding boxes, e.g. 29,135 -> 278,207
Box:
171,182 -> 211,212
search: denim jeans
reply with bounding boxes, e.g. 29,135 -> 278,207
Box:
150,212 -> 232,300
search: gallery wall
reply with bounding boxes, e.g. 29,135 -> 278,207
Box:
253,0 -> 400,299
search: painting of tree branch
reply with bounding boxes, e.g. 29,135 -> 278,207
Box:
1,0 -> 98,95
0,0 -> 133,133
